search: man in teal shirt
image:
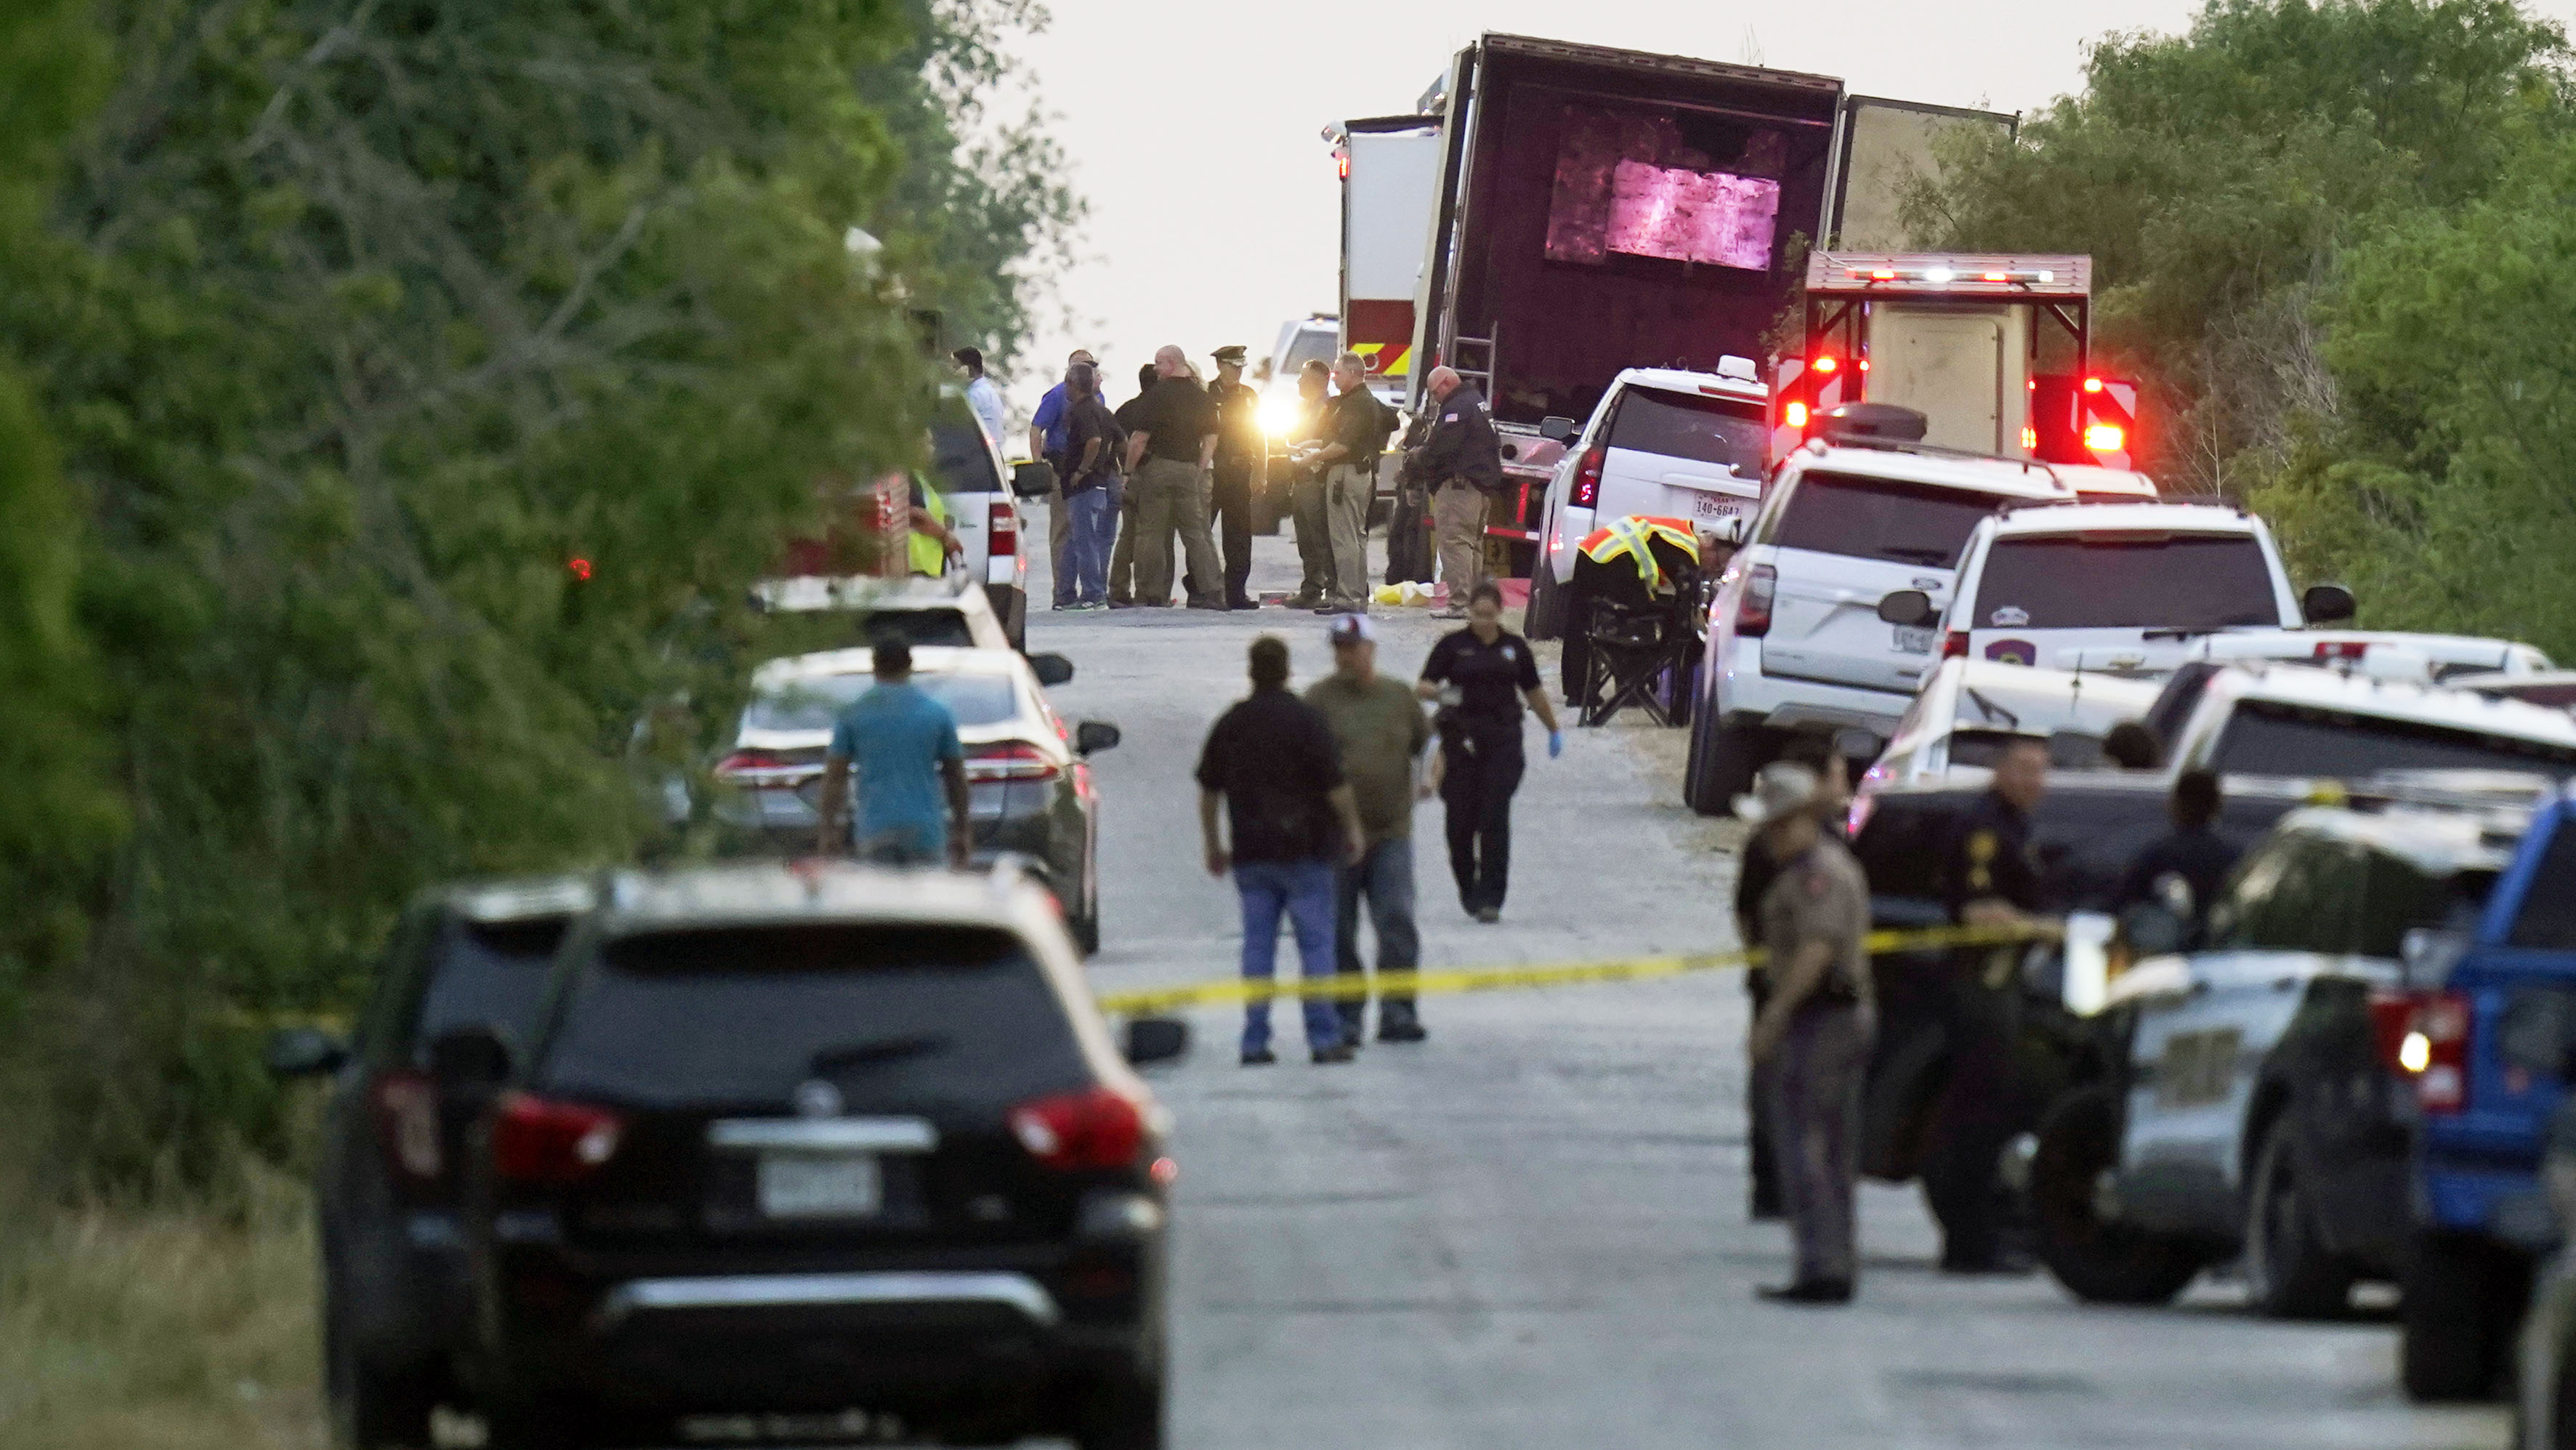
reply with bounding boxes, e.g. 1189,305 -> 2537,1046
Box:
815,639 -> 971,866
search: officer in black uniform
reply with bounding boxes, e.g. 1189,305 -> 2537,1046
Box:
1208,345 -> 1263,610
1923,734 -> 2050,1273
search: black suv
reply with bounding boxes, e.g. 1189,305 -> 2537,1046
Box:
266,877 -> 594,1449
449,862 -> 1182,1449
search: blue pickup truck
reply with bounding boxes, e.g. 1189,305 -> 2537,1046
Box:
2401,786 -> 2576,1400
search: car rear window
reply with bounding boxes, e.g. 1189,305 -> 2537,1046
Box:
414,917 -> 568,1050
744,672 -> 1019,734
1766,470 -> 1998,568
847,608 -> 977,649
2508,822 -> 2576,950
2211,700 -> 2576,781
1969,535 -> 2278,630
1279,327 -> 1335,374
541,925 -> 1087,1106
1607,388 -> 1766,478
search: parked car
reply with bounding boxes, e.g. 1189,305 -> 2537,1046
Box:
1883,499 -> 2333,681
1683,437 -> 2077,813
749,574 -> 1017,653
264,877 -> 596,1449
2026,801 -> 2520,1313
2391,784 -> 2576,1399
711,645 -> 1115,954
452,862 -> 1184,1449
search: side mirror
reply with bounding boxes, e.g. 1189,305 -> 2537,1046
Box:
264,1025 -> 349,1079
1123,1016 -> 1190,1066
2302,582 -> 2357,624
1074,720 -> 1121,755
1538,415 -> 1578,443
428,1025 -> 514,1100
1010,460 -> 1057,500
1027,652 -> 1075,687
1876,589 -> 1936,628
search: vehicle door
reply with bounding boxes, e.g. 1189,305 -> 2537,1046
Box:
1593,386 -> 1766,532
2121,831 -> 2357,1233
1958,531 -> 2288,673
1755,470 -> 1995,695
929,408 -> 1017,592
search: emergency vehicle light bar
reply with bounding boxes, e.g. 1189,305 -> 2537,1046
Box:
1806,253 -> 2091,299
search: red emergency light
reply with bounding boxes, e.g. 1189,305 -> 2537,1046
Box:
1334,151 -> 1349,180
567,557 -> 593,581
1811,355 -> 1838,375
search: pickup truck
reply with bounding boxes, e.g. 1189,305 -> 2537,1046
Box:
2396,785 -> 2576,1401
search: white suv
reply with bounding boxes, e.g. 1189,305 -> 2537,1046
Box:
1536,361 -> 1769,588
1893,501 -> 2319,678
1683,440 -> 2075,813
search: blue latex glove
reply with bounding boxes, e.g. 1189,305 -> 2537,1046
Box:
1548,729 -> 1565,760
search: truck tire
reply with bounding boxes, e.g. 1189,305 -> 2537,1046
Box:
1072,1364 -> 1166,1450
2244,1119 -> 2356,1318
2028,1085 -> 2201,1305
2404,1231 -> 2521,1401
1684,714 -> 1764,817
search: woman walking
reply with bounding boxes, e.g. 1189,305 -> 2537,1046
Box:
1054,361 -> 1121,609
1418,581 -> 1563,922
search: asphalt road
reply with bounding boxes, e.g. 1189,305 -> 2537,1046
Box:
1025,521 -> 2508,1450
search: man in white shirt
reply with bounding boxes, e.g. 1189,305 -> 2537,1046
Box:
952,347 -> 1006,446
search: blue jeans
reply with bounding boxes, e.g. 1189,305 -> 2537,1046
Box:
1336,837 -> 1421,1038
1234,859 -> 1344,1054
1065,485 -> 1114,604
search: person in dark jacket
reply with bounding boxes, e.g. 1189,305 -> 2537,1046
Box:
1208,345 -> 1264,610
1054,362 -> 1122,608
2114,768 -> 2238,925
1105,363 -> 1159,608
1412,366 -> 1503,619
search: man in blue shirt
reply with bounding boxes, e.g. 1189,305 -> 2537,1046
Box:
1026,347 -> 1096,611
815,640 -> 971,867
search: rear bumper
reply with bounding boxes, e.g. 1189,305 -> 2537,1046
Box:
2422,1161 -> 2559,1253
1708,636 -> 1915,736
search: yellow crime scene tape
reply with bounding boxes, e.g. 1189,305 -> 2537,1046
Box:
1091,922 -> 2057,1016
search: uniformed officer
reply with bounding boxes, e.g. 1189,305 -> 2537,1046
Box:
1740,761 -> 1874,1305
1408,366 -> 1503,619
1208,345 -> 1264,610
1283,360 -> 1336,608
1923,734 -> 2051,1273
1734,735 -> 1851,1223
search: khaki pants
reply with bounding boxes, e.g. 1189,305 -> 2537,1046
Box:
1434,482 -> 1487,605
1107,477 -> 1137,604
1325,464 -> 1373,608
1767,1003 -> 1873,1286
1132,457 -> 1224,605
1291,470 -> 1333,600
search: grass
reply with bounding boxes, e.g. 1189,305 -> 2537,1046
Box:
0,1159 -> 326,1450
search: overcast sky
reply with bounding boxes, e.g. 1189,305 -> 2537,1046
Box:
995,0 -> 2576,423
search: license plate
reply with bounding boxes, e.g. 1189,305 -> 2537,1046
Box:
757,1152 -> 882,1218
1689,494 -> 1745,521
1892,625 -> 1936,655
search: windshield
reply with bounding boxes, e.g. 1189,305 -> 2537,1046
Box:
1971,535 -> 2278,630
2210,699 -> 2576,780
744,672 -> 1019,734
1767,470 -> 1998,568
1280,326 -> 1335,374
1607,388 -> 1767,478
541,925 -> 1086,1107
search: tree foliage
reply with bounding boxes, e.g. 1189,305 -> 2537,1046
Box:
0,0 -> 1075,1190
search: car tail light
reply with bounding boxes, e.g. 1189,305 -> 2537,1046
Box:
966,741 -> 1059,782
988,499 -> 1017,556
1010,1085 -> 1146,1170
492,1092 -> 625,1183
2314,641 -> 2368,662
370,1070 -> 441,1183
1784,400 -> 1809,430
1735,564 -> 1776,637
1942,631 -> 1969,658
714,749 -> 784,778
2373,989 -> 2471,1114
1570,445 -> 1605,509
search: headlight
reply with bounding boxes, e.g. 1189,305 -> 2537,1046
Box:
1259,394 -> 1299,436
